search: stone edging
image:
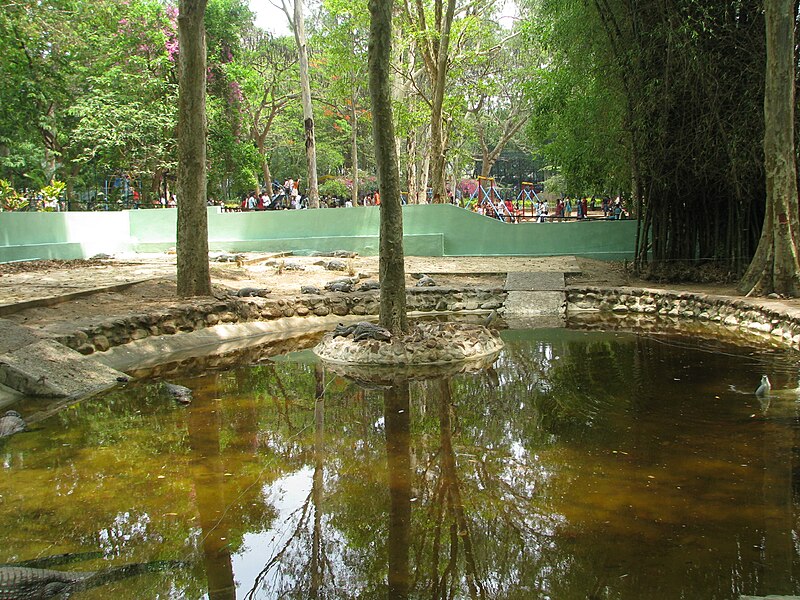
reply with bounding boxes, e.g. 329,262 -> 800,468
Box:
567,286 -> 800,346
47,282 -> 800,359
57,287 -> 507,355
314,321 -> 504,366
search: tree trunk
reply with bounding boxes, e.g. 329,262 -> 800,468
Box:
479,159 -> 494,180
428,0 -> 456,203
293,0 -> 320,209
406,133 -> 418,204
418,133 -> 430,204
258,137 -> 273,195
385,382 -> 411,600
369,0 -> 407,334
739,0 -> 800,296
176,0 -> 212,297
351,97 -> 359,206
262,160 -> 273,198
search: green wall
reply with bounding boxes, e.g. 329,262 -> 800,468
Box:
0,205 -> 637,262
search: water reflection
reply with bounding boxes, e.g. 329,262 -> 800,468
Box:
1,327 -> 800,598
187,380 -> 236,600
385,381 -> 410,599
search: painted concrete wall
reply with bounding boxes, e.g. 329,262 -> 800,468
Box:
0,204 -> 637,262
0,211 -> 131,262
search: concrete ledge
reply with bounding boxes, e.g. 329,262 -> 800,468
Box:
91,314 -> 349,372
0,277 -> 157,316
45,286 -> 506,357
0,340 -> 127,398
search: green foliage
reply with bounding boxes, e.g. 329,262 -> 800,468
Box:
528,0 -> 769,273
0,179 -> 27,211
542,173 -> 564,195
319,178 -> 349,198
40,180 -> 66,203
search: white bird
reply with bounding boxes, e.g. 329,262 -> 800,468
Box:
755,375 -> 771,397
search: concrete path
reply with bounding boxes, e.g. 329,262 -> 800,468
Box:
503,271 -> 567,317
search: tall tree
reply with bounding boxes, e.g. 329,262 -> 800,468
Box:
401,0 -> 457,202
281,0 -> 320,208
230,31 -> 298,194
532,0 -> 767,278
463,29 -> 531,179
370,0 -> 407,334
176,0 -> 212,297
738,0 -> 800,296
318,0 -> 370,206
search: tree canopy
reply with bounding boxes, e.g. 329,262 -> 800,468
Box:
1,0 -> 798,290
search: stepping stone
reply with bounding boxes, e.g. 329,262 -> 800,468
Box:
504,291 -> 566,317
505,271 -> 565,291
0,339 -> 127,398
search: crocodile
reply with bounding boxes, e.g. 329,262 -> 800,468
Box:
325,281 -> 354,293
352,322 -> 392,341
161,382 -> 193,404
0,411 -> 26,438
323,259 -> 348,271
310,250 -> 357,258
332,323 -> 359,338
213,253 -> 244,263
235,287 -> 270,297
357,280 -> 380,292
300,285 -> 322,294
0,559 -> 186,599
332,321 -> 392,342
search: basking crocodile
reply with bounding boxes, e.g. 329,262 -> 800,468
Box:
415,274 -> 437,287
357,280 -> 380,292
0,558 -> 186,599
234,287 -> 270,297
332,321 -> 392,342
325,281 -> 354,293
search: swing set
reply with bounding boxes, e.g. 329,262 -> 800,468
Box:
468,177 -> 516,222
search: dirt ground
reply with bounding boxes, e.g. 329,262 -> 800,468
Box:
0,252 -> 741,331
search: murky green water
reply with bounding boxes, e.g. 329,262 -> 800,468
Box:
3,324 -> 800,599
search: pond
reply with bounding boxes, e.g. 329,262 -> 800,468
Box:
2,322 -> 800,599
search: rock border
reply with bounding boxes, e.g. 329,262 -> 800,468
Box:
50,286 -> 506,356
313,321 -> 504,367
567,286 -> 800,346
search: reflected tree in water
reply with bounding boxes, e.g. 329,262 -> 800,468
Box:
6,331 -> 800,597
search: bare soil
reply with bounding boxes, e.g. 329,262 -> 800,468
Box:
0,253 -> 741,331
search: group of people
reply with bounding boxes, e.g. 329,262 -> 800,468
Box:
555,195 -> 628,220
470,194 -> 629,222
240,178 -> 303,211
239,182 -> 389,211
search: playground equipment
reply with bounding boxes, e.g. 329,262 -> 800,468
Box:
469,177 -> 515,222
515,182 -> 545,220
517,181 -> 542,206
